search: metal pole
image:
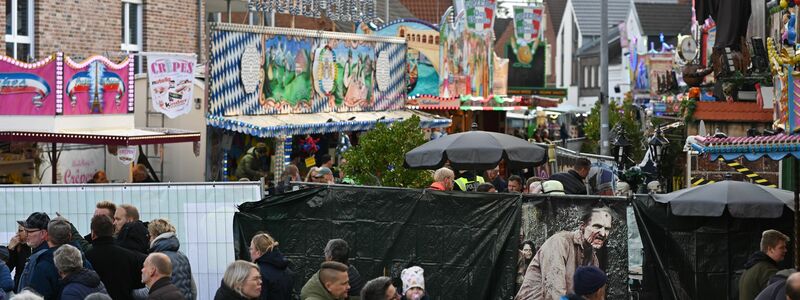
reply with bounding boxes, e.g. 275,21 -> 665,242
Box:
51,143 -> 57,183
385,0 -> 389,24
600,0 -> 610,156
226,0 -> 232,22
795,157 -> 799,270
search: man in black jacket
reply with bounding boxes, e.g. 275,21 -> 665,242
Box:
86,215 -> 146,300
549,158 -> 591,195
325,239 -> 364,298
113,204 -> 149,254
141,253 -> 184,300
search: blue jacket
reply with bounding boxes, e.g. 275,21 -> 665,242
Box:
28,244 -> 93,300
17,243 -> 48,293
60,269 -> 107,300
149,233 -> 197,300
256,248 -> 294,300
0,263 -> 12,293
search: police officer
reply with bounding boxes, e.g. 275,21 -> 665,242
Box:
454,170 -> 485,192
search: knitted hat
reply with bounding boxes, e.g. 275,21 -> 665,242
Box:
401,266 -> 425,294
573,266 -> 607,295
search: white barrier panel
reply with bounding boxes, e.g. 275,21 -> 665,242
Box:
0,182 -> 263,300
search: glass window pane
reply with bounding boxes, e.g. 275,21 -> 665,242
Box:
17,0 -> 28,36
6,43 -> 14,57
17,43 -> 29,61
5,0 -> 11,35
129,3 -> 139,45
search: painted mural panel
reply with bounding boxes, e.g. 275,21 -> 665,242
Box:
208,25 -> 407,116
63,56 -> 133,115
358,20 -> 441,97
0,55 -> 56,115
440,6 -> 494,98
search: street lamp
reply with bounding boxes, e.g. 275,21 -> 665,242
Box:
612,125 -> 631,169
648,127 -> 669,165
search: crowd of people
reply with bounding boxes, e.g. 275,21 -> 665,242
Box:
0,202 -> 433,300
426,158 -> 596,196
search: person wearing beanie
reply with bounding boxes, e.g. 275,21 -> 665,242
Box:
400,266 -> 428,300
560,266 -> 607,300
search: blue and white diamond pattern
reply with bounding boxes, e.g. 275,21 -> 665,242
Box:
209,30 -> 263,117
373,42 -> 406,111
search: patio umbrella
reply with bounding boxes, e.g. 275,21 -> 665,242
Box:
403,130 -> 547,170
652,180 -> 794,218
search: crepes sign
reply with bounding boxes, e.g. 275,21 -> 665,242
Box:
148,54 -> 196,119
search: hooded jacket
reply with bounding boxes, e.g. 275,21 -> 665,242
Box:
255,248 -> 294,300
60,269 -> 107,300
428,182 -> 447,191
739,251 -> 780,300
116,221 -> 150,254
150,233 -> 197,300
214,280 -> 251,300
300,271 -> 341,300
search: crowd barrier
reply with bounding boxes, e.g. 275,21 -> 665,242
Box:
0,182 -> 263,300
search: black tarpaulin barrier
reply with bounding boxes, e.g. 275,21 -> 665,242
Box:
633,194 -> 795,300
520,195 -> 630,299
234,185 -> 521,299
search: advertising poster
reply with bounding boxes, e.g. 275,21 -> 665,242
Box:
440,8 -> 494,98
0,55 -> 57,115
646,53 -> 674,98
147,54 -> 196,119
63,56 -> 132,115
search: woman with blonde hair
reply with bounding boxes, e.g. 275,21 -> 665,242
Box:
147,218 -> 197,299
249,232 -> 294,300
215,260 -> 262,300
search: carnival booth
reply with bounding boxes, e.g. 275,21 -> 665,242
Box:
0,53 -> 200,183
206,23 -> 451,182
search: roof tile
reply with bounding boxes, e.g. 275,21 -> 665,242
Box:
693,101 -> 774,122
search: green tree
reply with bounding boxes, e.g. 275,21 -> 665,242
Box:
581,95 -> 645,162
342,115 -> 431,188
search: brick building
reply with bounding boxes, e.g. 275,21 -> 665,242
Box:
2,0 -> 205,70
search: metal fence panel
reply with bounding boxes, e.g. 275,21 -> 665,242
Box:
0,182 -> 262,300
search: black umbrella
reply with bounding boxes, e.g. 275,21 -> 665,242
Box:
403,130 -> 547,170
652,180 -> 794,218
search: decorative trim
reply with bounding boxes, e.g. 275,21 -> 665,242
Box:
210,22 -> 406,44
65,55 -> 132,69
0,130 -> 200,146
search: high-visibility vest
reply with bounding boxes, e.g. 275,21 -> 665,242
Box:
454,176 -> 485,191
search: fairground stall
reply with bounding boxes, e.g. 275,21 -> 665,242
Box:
206,23 -> 451,182
0,53 -> 200,184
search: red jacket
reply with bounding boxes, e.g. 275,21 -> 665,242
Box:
429,182 -> 447,191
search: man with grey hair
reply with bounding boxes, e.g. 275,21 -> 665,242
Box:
10,290 -> 44,300
27,219 -> 93,299
429,167 -> 455,191
141,253 -> 183,300
324,239 -> 364,298
54,244 -> 107,299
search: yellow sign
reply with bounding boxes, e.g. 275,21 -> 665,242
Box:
305,157 -> 316,168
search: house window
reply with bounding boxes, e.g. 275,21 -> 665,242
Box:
121,0 -> 143,73
593,66 -> 599,88
5,0 -> 34,61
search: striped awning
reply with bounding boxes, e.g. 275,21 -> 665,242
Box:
690,134 -> 800,161
207,109 -> 452,138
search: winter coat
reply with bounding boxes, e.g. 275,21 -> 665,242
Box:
300,271 -> 340,300
515,231 -> 599,300
491,177 -> 508,193
0,263 -> 12,293
60,269 -> 107,300
8,243 -> 30,291
236,147 -> 266,181
28,244 -> 93,300
755,269 -> 796,300
147,277 -> 184,300
255,249 -> 294,300
85,236 -> 147,300
739,251 -> 780,300
149,233 -> 197,300
117,221 -> 150,254
548,170 -> 587,195
214,280 -> 252,300
347,264 -> 364,299
17,243 -> 48,293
